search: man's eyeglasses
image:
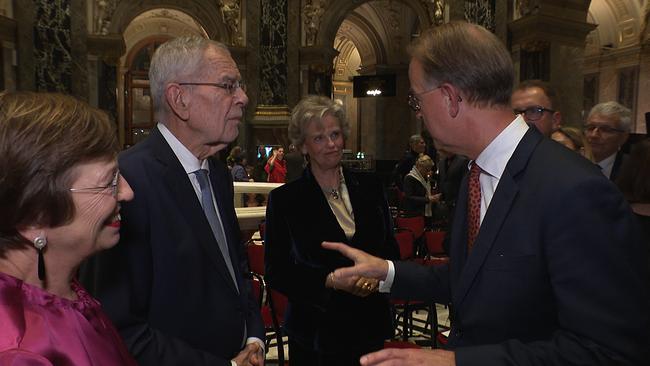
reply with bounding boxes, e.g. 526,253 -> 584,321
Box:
407,86 -> 441,112
178,81 -> 246,96
70,170 -> 120,198
513,106 -> 555,121
583,124 -> 626,135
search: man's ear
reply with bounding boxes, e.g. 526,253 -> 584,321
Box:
441,84 -> 462,118
165,84 -> 191,121
552,111 -> 562,130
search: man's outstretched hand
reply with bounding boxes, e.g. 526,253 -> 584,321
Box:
322,241 -> 390,282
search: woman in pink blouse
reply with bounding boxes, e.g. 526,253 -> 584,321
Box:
0,92 -> 137,366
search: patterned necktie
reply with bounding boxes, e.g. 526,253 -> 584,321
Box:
194,169 -> 239,291
467,162 -> 482,253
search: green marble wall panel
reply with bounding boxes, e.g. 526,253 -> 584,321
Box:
34,0 -> 71,93
259,0 -> 288,105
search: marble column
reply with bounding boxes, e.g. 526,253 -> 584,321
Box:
509,14 -> 595,126
250,0 -> 290,149
87,34 -> 125,129
14,0 -> 88,98
0,15 -> 16,91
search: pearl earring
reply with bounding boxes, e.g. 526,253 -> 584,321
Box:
33,235 -> 47,281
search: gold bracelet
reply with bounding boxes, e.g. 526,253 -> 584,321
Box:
329,272 -> 336,290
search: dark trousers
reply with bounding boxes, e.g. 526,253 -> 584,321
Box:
288,338 -> 383,366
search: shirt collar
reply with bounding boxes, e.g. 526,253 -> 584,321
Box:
157,123 -> 209,174
474,115 -> 529,179
596,152 -> 617,178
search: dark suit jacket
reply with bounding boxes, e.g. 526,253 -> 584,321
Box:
86,128 -> 263,366
401,174 -> 429,215
391,128 -> 649,365
609,149 -> 627,182
438,154 -> 469,209
264,167 -> 399,353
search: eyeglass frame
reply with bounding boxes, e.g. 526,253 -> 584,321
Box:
512,106 -> 555,121
582,124 -> 626,135
407,85 -> 442,112
177,81 -> 246,96
69,170 -> 120,198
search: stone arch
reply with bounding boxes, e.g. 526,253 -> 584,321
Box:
109,0 -> 228,42
341,12 -> 389,67
318,0 -> 432,51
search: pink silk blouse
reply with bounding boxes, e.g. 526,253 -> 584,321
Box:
0,272 -> 137,366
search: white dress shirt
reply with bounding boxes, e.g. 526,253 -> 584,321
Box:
596,152 -> 617,179
380,116 -> 529,292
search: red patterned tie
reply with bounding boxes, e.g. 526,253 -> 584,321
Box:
467,162 -> 482,253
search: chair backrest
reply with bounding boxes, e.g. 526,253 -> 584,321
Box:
246,241 -> 265,275
268,288 -> 288,326
394,229 -> 415,260
395,215 -> 425,239
425,230 -> 446,256
248,273 -> 265,309
259,221 -> 266,239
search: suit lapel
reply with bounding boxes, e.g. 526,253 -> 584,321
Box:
451,129 -> 541,308
149,129 -> 239,294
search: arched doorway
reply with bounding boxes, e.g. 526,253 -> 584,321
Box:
328,0 -> 427,159
118,8 -> 208,147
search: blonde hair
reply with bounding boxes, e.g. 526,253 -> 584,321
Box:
288,95 -> 350,148
415,154 -> 434,170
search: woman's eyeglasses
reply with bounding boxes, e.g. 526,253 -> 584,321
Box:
70,170 -> 120,197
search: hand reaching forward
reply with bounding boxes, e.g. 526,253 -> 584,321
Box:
322,241 -> 389,282
360,348 -> 455,366
232,342 -> 264,366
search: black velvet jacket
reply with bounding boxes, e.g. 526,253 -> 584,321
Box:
264,166 -> 399,353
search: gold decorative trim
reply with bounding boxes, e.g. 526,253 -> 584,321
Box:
254,105 -> 291,117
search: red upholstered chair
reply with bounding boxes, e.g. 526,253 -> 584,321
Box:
395,216 -> 425,241
258,221 -> 266,241
246,240 -> 265,275
424,230 -> 447,258
394,229 -> 415,260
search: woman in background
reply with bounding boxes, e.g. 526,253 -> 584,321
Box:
401,154 -> 441,226
551,126 -> 594,161
0,92 -> 136,365
265,146 -> 287,183
265,96 -> 399,366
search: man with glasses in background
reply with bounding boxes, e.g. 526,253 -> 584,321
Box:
85,36 -> 264,366
510,80 -> 562,137
584,101 -> 632,180
324,21 -> 647,366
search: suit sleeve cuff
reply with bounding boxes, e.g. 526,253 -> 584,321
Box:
378,260 -> 395,293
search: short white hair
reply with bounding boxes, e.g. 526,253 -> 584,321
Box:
587,101 -> 632,132
149,36 -> 230,115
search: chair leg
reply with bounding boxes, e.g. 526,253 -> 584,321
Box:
276,331 -> 284,365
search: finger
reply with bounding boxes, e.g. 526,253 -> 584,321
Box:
360,349 -> 405,365
322,241 -> 363,261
